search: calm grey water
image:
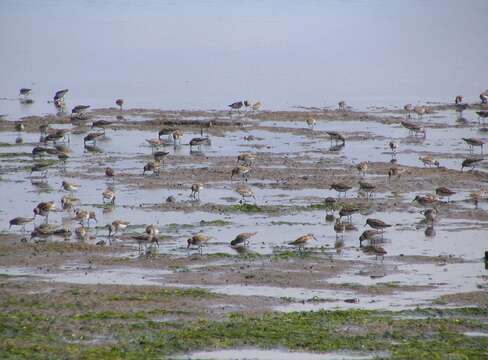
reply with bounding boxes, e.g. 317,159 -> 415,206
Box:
1,0 -> 487,118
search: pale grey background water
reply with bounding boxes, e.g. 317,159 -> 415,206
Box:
1,0 -> 487,118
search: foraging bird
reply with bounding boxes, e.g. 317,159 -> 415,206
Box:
338,100 -> 346,111
425,225 -> 436,237
15,122 -> 24,132
105,167 -> 115,179
435,187 -> 456,201
107,220 -> 130,237
404,104 -> 413,118
326,131 -> 345,144
75,226 -> 87,240
30,162 -> 51,177
131,233 -> 158,252
33,202 -> 56,223
237,153 -> 256,166
234,185 -> 256,204
461,157 -> 483,172
462,138 -> 484,153
365,218 -> 392,232
189,137 -> 211,150
387,166 -> 406,182
339,206 -> 360,221
413,106 -> 425,118
469,188 -> 487,208
252,101 -> 262,111
324,197 -> 337,214
190,183 -> 203,199
19,88 -> 31,97
455,95 -> 464,105
102,189 -> 116,204
92,120 -> 113,132
153,151 -> 169,163
413,194 -> 438,206
389,140 -> 398,156
330,183 -> 352,197
231,165 -> 251,181
143,161 -> 160,176
306,117 -> 316,129
115,98 -> 124,110
71,105 -> 90,115
401,121 -> 425,136
359,181 -> 376,198
74,209 -> 97,226
9,217 -> 34,232
84,132 -> 104,145
54,89 -> 68,101
419,155 -> 440,168
422,208 -> 438,224
334,218 -> 345,239
356,161 -> 368,177
61,180 -> 79,192
158,128 -> 177,140
230,232 -> 256,247
289,233 -> 316,252
359,229 -> 381,245
172,130 -> 183,145
61,195 -> 78,210
187,233 -> 210,252
228,101 -> 243,113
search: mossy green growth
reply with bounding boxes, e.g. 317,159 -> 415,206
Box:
228,203 -> 263,212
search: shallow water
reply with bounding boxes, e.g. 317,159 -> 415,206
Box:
1,0 -> 488,119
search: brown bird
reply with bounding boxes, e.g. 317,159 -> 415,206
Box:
107,220 -> 130,237
105,167 -> 115,180
84,132 -> 104,145
422,208 -> 438,224
231,165 -> 251,181
143,161 -> 160,176
190,183 -> 203,199
102,189 -> 116,204
401,121 -> 425,136
187,233 -> 210,253
326,131 -> 346,144
356,162 -> 368,177
359,181 -> 376,198
365,218 -> 392,232
387,166 -> 406,182
9,217 -> 34,232
461,158 -> 483,172
234,185 -> 256,203
419,155 -> 440,168
230,232 -> 257,247
334,218 -> 345,239
339,206 -> 360,221
289,233 -> 316,252
413,194 -> 438,206
403,104 -> 413,118
338,100 -> 347,111
33,202 -> 56,223
435,187 -> 456,202
463,138 -> 484,153
115,98 -> 124,110
330,183 -> 352,197
359,229 -> 381,245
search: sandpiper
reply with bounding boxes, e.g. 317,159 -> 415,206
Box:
480,92 -> 488,105
306,117 -> 316,129
413,106 -> 425,118
61,195 -> 78,210
153,151 -> 169,164
334,218 -> 345,239
230,232 -> 257,247
75,226 -> 87,240
158,128 -> 177,140
33,202 -> 56,223
19,88 -> 32,97
190,183 -> 203,199
32,146 -> 49,157
143,161 -> 160,176
387,166 -> 406,182
61,180 -> 80,192
53,89 -> 68,107
326,131 -> 346,144
107,220 -> 130,237
228,101 -> 243,113
413,194 -> 438,206
324,197 -> 337,214
389,140 -> 398,157
15,122 -> 25,132
187,233 -> 210,253
455,95 -> 463,105
422,208 -> 438,224
330,183 -> 352,197
235,185 -> 256,203
425,225 -> 436,237
435,187 -> 456,202
469,188 -> 487,208
365,218 -> 392,233
172,130 -> 183,145
84,132 -> 104,145
359,181 -> 376,198
461,157 -> 483,172
356,161 -> 368,177
359,229 -> 381,245
419,155 -> 440,168
146,138 -> 164,152
131,233 -> 157,252
338,100 -> 346,111
404,104 -> 413,118
463,138 -> 484,153
92,120 -> 113,133
189,137 -> 211,150
102,188 -> 116,204
30,162 -> 51,177
231,165 -> 251,181
237,153 -> 256,166
74,209 -> 97,226
339,205 -> 360,222
289,233 -> 316,252
9,217 -> 34,232
71,105 -> 90,115
252,101 -> 262,111
116,98 -> 124,110
105,167 -> 115,180
401,121 -> 425,136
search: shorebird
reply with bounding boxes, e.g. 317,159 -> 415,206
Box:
324,197 -> 337,214
44,129 -> 70,143
231,165 -> 251,181
237,153 -> 256,166
365,218 -> 392,233
15,123 -> 24,132
102,189 -> 116,204
146,138 -> 164,152
61,195 -> 78,210
404,104 -> 413,118
30,162 -> 51,177
32,146 -> 49,157
330,183 -> 352,198
131,233 -> 157,252
158,128 -> 177,140
289,233 -> 316,253
359,181 -> 376,198
455,103 -> 468,115
454,95 -> 464,105
334,218 -> 345,239
71,105 -> 90,115
92,120 -> 113,133
419,155 -> 440,168
326,131 -> 346,144
435,187 -> 456,202
413,194 -> 438,206
306,117 -> 316,129
401,121 -> 425,136
355,161 -> 368,177
116,98 -> 124,110
373,246 -> 387,261
477,111 -> 488,121
235,185 -> 256,203
54,89 -> 68,101
252,101 -> 262,111
75,226 -> 87,240
61,180 -> 80,192
190,183 -> 203,199
339,205 -> 360,222
389,140 -> 398,157
243,100 -> 251,111
461,157 -> 483,172
422,208 -> 438,224
481,92 -> 488,105
107,220 -> 130,237
19,88 -> 31,97
172,130 -> 183,145
105,167 -> 115,180
187,233 -> 210,253
84,132 -> 104,145
74,209 -> 97,227
413,106 -> 425,118
425,225 -> 436,237
33,202 -> 56,223
338,100 -> 346,111
143,161 -> 160,176
387,166 -> 406,182
9,217 -> 34,232
469,188 -> 487,208
153,151 -> 169,164
189,137 -> 211,151
228,101 -> 243,113
463,138 -> 484,153
230,232 -> 256,247
359,230 -> 381,245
